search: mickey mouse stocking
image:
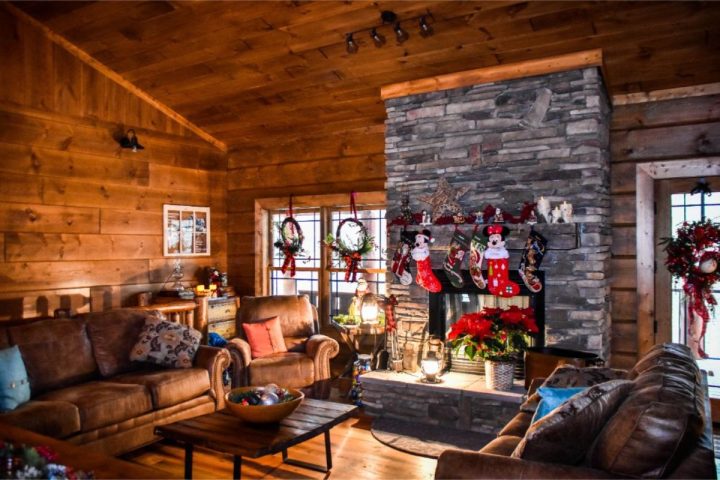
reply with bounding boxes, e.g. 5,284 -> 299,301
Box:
412,230 -> 441,293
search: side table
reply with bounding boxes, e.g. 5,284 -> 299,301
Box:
331,321 -> 385,375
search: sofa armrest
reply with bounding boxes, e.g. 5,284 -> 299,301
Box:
435,450 -> 619,479
226,338 -> 252,388
306,334 -> 340,381
193,345 -> 231,410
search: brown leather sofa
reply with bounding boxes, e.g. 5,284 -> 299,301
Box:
435,343 -> 716,479
226,295 -> 339,398
0,309 -> 230,456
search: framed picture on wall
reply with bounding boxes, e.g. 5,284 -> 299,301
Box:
163,204 -> 211,257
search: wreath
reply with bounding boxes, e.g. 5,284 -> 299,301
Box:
661,218 -> 720,357
325,218 -> 375,282
274,217 -> 305,277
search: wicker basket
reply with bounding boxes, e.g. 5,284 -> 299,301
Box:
484,360 -> 515,391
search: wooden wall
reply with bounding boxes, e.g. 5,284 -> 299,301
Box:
226,125 -> 386,295
0,8 -> 227,320
609,94 -> 720,367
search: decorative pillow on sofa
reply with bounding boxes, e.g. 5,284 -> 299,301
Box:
0,346 -> 31,412
242,316 -> 288,358
531,386 -> 587,423
130,317 -> 201,368
512,379 -> 633,465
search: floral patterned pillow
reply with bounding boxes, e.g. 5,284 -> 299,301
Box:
130,316 -> 201,368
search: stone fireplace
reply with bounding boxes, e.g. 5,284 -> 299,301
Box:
384,66 -> 612,368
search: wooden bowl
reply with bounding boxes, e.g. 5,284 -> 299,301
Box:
225,386 -> 304,423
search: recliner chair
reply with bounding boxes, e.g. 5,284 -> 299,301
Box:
226,295 -> 339,399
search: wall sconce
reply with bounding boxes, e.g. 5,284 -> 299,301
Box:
344,9 -> 434,55
119,129 -> 144,152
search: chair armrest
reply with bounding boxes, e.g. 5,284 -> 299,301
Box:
193,345 -> 231,409
306,334 -> 340,382
435,450 -> 619,479
226,338 -> 252,388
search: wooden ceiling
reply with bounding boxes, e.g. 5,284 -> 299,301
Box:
12,1 -> 720,149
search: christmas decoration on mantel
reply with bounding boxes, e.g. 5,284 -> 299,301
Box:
324,192 -> 375,283
662,218 -> 720,358
482,224 -> 520,298
411,229 -> 441,292
418,178 -> 471,223
274,196 -> 305,278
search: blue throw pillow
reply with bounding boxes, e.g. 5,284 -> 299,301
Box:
531,386 -> 587,424
0,345 -> 31,412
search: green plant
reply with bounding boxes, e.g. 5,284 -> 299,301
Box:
447,306 -> 538,362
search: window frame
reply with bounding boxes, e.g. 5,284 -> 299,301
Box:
255,192 -> 386,327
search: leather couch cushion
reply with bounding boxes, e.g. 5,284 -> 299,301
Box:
85,309 -> 158,377
0,400 -> 81,438
498,412 -> 533,438
249,352 -> 314,388
588,345 -> 705,478
8,318 -> 98,395
239,295 -> 315,342
39,381 -> 152,431
512,380 -> 633,465
113,368 -> 211,409
480,436 -> 523,456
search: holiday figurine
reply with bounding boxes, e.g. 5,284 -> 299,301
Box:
493,207 -> 504,223
482,224 -> 520,297
420,210 -> 432,226
411,229 -> 442,292
536,196 -> 551,223
400,195 -> 415,225
560,201 -> 573,224
550,206 -> 563,224
391,230 -> 415,285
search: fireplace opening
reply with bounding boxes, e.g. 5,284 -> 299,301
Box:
429,269 -> 545,374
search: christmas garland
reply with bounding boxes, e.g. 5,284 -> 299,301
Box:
325,218 -> 375,282
662,218 -> 720,358
274,217 -> 305,278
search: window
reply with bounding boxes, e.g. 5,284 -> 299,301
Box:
259,193 -> 386,326
656,178 -> 720,393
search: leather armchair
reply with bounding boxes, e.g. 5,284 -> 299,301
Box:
226,295 -> 339,399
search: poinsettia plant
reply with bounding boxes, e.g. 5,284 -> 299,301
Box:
447,306 -> 538,362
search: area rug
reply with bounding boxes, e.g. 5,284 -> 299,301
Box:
371,417 -> 494,459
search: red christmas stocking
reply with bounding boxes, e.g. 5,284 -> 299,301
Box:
415,257 -> 441,293
487,258 -> 519,297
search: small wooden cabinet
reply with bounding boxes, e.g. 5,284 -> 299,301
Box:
206,296 -> 238,339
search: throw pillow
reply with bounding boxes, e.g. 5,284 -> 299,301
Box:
243,316 -> 288,358
130,317 -> 201,368
0,345 -> 31,412
542,365 -> 627,388
512,379 -> 633,465
531,386 -> 587,423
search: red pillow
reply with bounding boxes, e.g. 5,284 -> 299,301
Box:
242,316 -> 287,358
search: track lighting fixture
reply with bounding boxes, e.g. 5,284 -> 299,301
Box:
370,28 -> 385,48
343,9 -> 433,55
419,15 -> 433,37
394,22 -> 409,44
345,33 -> 358,54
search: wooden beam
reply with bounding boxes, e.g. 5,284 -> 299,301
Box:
380,49 -> 604,100
3,2 -> 227,152
613,82 -> 720,106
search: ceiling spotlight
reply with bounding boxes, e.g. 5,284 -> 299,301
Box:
119,129 -> 144,152
419,16 -> 433,37
394,23 -> 409,44
370,28 -> 386,47
346,33 -> 359,54
381,10 -> 398,24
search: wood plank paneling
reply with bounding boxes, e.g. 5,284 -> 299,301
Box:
0,9 -> 226,319
608,94 -> 720,366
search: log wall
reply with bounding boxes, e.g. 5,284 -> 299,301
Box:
0,8 -> 227,320
609,94 -> 720,367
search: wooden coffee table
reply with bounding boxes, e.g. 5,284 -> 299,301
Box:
155,398 -> 358,479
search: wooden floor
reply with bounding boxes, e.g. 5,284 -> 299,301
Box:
123,415 -> 437,479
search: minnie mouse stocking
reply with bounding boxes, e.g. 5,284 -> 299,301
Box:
411,229 -> 441,293
483,224 -> 519,298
